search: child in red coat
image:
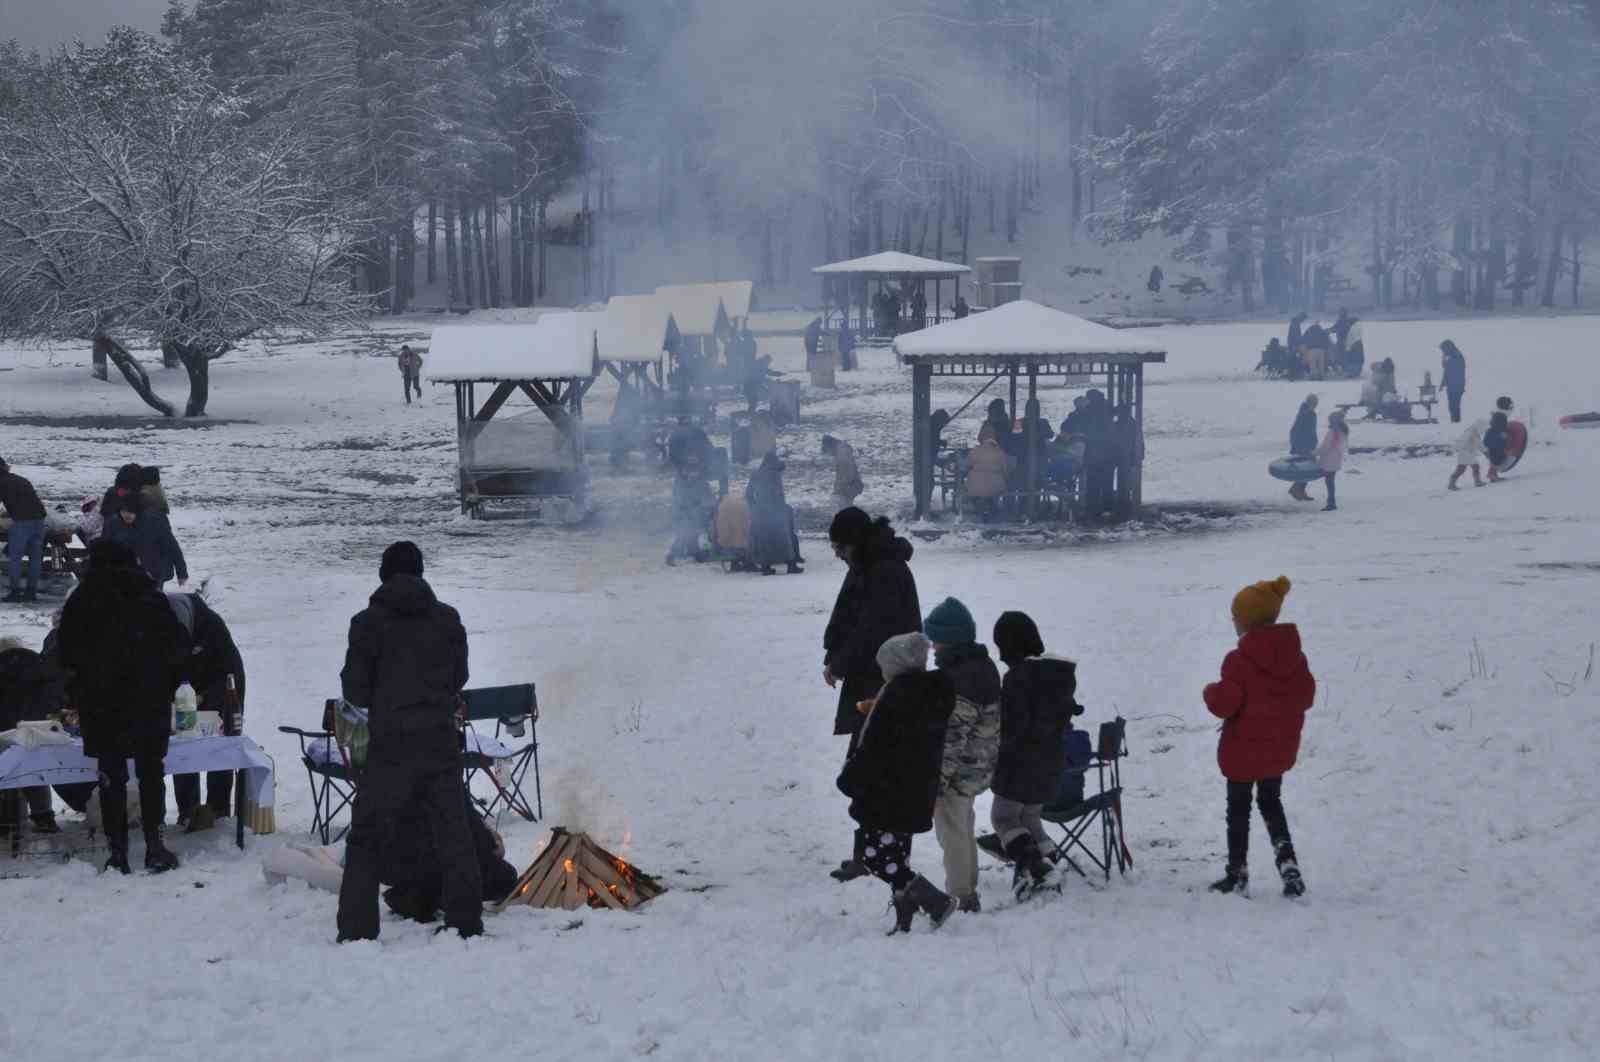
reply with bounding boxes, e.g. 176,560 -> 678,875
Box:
1203,576 -> 1316,897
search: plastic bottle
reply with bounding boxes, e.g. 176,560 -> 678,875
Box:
224,674 -> 241,737
173,683 -> 198,734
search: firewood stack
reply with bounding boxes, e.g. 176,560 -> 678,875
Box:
497,827 -> 666,912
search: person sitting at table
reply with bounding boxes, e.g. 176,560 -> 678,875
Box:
56,540 -> 189,873
0,635 -> 69,837
964,424 -> 1010,521
166,590 -> 246,833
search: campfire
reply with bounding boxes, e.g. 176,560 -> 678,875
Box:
497,827 -> 665,912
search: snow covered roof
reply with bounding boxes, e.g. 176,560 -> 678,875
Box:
652,281 -> 754,335
593,295 -> 674,365
894,300 -> 1167,359
427,315 -> 597,382
813,252 -> 972,276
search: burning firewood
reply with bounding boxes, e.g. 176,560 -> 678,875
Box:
497,827 -> 665,912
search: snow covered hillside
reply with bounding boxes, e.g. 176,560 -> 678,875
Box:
1,314 -> 1598,1061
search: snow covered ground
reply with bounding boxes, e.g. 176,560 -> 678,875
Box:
2,314 -> 1599,1061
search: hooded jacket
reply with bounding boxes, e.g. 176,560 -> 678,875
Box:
341,575 -> 469,753
167,593 -> 245,708
837,669 -> 955,834
992,655 -> 1081,805
1203,624 -> 1316,781
57,564 -> 188,757
0,470 -> 45,522
0,641 -> 67,731
822,523 -> 922,735
103,507 -> 187,585
934,642 -> 1002,798
745,453 -> 792,568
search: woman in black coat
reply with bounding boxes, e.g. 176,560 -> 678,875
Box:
103,498 -> 188,588
837,632 -> 958,932
746,452 -> 799,575
989,611 -> 1080,899
1440,340 -> 1467,424
57,541 -> 189,872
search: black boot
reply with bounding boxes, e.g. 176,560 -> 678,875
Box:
890,875 -> 956,933
144,827 -> 180,873
832,830 -> 870,882
383,886 -> 438,924
786,561 -> 803,575
1275,841 -> 1305,897
101,783 -> 131,875
1003,834 -> 1055,901
1208,864 -> 1248,895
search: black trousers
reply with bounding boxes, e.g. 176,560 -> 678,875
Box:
337,751 -> 482,940
1447,388 -> 1463,423
1323,472 -> 1337,508
856,825 -> 915,890
99,737 -> 170,850
1225,776 -> 1293,869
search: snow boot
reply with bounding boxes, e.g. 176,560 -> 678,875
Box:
101,780 -> 131,874
384,886 -> 438,924
908,875 -> 958,929
831,859 -> 869,882
1208,864 -> 1248,895
786,561 -> 803,575
1275,842 -> 1305,897
1287,482 -> 1311,502
957,892 -> 982,914
1003,834 -> 1055,901
143,827 -> 180,873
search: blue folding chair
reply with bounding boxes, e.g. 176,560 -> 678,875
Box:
1042,717 -> 1132,881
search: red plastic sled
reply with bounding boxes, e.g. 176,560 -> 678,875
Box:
1499,420 -> 1528,472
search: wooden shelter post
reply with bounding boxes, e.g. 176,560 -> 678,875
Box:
912,363 -> 933,518
1024,364 -> 1040,521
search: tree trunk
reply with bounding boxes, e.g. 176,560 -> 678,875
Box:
1541,219 -> 1564,308
91,338 -> 108,381
96,335 -> 176,417
476,204 -> 490,308
162,341 -> 182,369
760,213 -> 775,289
426,201 -> 437,285
1451,213 -> 1470,307
1573,229 -> 1582,308
179,345 -> 210,417
460,196 -> 476,308
537,197 -> 548,299
508,197 -> 523,307
444,201 -> 459,308
485,199 -> 501,308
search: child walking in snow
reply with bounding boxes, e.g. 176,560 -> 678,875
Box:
1448,419 -> 1488,490
1483,411 -> 1509,483
1313,410 -> 1348,512
836,633 -> 960,933
1203,577 -> 1316,898
990,611 -> 1081,901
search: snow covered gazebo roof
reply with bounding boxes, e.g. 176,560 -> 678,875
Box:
813,252 -> 972,276
593,295 -> 676,366
427,315 -> 598,383
895,300 -> 1166,366
652,281 -> 754,336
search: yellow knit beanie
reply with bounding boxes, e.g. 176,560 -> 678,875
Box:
1231,576 -> 1292,630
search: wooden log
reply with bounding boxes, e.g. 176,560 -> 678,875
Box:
525,834 -> 582,908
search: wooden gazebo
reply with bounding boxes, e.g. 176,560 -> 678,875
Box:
653,281 -> 755,367
895,301 -> 1167,520
429,315 -> 598,517
592,294 -> 677,396
813,252 -> 973,338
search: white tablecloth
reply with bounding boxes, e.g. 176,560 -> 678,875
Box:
0,734 -> 276,834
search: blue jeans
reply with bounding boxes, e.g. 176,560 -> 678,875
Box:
6,518 -> 44,592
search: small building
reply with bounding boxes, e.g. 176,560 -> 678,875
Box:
895,300 -> 1167,521
428,315 -> 598,518
593,293 -> 678,395
653,281 -> 755,367
813,251 -> 973,342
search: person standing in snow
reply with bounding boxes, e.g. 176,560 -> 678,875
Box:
1286,312 -> 1306,361
56,541 -> 189,873
167,591 -> 246,832
1313,410 -> 1348,512
746,451 -> 801,576
1343,316 -> 1366,378
1147,264 -> 1164,296
837,319 -> 857,371
923,597 -> 1001,913
990,611 -> 1080,901
666,419 -> 714,566
821,434 -> 863,513
1440,340 -> 1467,424
1286,395 -> 1319,501
337,542 -> 481,942
103,497 -> 188,590
824,508 -> 922,881
952,294 -> 970,320
1204,577 -> 1315,898
139,466 -> 170,515
836,633 -> 959,934
0,456 -> 47,603
1483,411 -> 1510,483
1300,320 -> 1331,379
397,344 -> 423,405
1448,419 -> 1488,490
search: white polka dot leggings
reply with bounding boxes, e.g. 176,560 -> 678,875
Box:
856,826 -> 915,890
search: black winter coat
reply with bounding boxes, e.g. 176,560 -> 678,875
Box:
167,593 -> 245,709
992,656 -> 1080,805
745,455 -> 793,568
823,529 -> 922,734
341,575 -> 469,755
57,566 -> 189,758
1443,350 -> 1466,392
103,509 -> 188,584
381,790 -> 520,904
837,670 -> 955,833
1289,403 -> 1318,456
0,471 -> 45,521
0,646 -> 66,730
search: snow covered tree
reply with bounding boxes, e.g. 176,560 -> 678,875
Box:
0,30 -> 366,416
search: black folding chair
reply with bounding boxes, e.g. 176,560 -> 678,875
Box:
278,699 -> 362,845
460,683 -> 541,823
1042,717 -> 1132,882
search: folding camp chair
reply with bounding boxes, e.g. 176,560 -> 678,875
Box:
460,683 -> 541,823
1042,716 -> 1133,882
278,699 -> 365,845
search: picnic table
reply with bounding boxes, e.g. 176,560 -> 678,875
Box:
0,732 -> 276,851
1334,395 -> 1437,425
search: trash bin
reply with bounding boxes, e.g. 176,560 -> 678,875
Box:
770,380 -> 802,427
